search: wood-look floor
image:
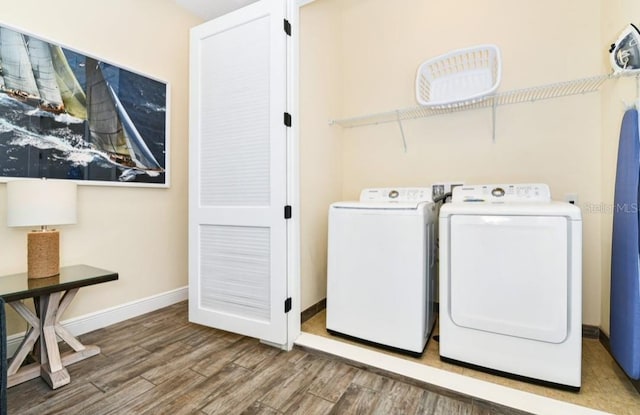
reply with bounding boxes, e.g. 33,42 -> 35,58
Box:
6,302 -> 526,415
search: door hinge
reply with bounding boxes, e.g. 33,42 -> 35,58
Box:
284,297 -> 292,313
284,112 -> 292,127
284,205 -> 292,219
284,19 -> 292,36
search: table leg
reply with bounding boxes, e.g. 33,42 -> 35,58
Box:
54,289 -> 88,351
39,292 -> 71,389
6,301 -> 41,386
53,289 -> 100,365
7,289 -> 101,389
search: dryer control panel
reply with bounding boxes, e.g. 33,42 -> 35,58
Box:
452,184 -> 551,203
360,187 -> 433,202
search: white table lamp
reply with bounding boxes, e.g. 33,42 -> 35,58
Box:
7,179 -> 77,279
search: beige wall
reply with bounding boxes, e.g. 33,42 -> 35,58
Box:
0,0 -> 201,335
301,0 -> 612,327
299,0 -> 344,309
600,1 -> 640,335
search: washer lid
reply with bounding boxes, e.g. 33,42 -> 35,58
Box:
440,200 -> 581,220
331,201 -> 428,210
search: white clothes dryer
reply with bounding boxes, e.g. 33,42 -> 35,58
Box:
326,187 -> 438,355
439,184 -> 582,390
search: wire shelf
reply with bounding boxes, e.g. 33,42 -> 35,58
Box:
329,73 -> 633,128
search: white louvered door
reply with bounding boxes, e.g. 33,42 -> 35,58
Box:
188,0 -> 289,345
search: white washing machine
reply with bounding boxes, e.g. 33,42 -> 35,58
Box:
326,187 -> 437,355
439,184 -> 582,390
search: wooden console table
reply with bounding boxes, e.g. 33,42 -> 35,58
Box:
0,265 -> 118,389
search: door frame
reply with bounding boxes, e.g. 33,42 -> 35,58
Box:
280,0 -> 305,350
285,0 -> 319,350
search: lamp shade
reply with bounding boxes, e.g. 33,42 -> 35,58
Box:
7,179 -> 77,227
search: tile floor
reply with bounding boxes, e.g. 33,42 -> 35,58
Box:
302,310 -> 640,415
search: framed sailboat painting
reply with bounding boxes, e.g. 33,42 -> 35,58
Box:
0,23 -> 169,187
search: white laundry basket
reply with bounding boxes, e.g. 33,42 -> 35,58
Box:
415,44 -> 501,108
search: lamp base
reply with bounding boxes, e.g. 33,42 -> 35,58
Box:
28,230 -> 60,279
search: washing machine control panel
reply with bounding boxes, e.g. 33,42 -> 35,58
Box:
452,184 -> 551,203
360,187 -> 433,202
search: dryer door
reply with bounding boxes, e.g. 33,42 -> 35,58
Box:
449,215 -> 569,343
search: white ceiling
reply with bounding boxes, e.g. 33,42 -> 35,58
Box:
175,0 -> 260,21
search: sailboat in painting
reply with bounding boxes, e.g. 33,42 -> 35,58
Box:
0,26 -> 163,174
49,43 -> 87,119
0,28 -> 53,110
85,57 -> 163,171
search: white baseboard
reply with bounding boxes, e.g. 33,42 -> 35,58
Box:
6,286 -> 188,358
